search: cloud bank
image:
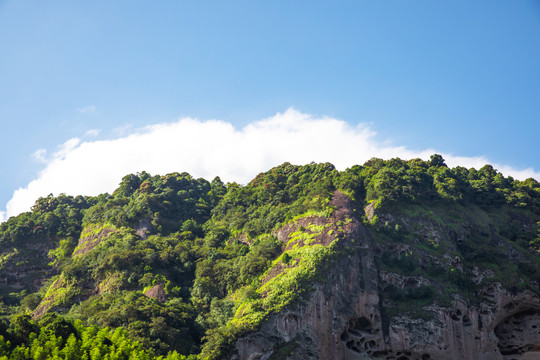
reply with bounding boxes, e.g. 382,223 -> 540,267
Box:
2,109 -> 539,222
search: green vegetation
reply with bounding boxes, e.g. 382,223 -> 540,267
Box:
0,314 -> 192,360
0,156 -> 538,359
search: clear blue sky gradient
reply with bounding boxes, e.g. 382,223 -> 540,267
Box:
1,1 -> 539,208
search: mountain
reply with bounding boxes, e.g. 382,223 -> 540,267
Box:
0,155 -> 539,359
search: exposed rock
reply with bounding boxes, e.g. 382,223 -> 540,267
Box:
0,239 -> 57,292
364,202 -> 376,223
144,283 -> 167,303
74,226 -> 116,256
495,309 -> 540,359
135,218 -> 153,239
33,276 -> 66,319
471,266 -> 495,285
230,191 -> 540,360
379,271 -> 431,290
376,243 -> 411,258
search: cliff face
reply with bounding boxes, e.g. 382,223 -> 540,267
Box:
232,192 -> 540,360
0,238 -> 56,294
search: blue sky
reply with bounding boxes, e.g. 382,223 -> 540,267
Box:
1,1 -> 540,220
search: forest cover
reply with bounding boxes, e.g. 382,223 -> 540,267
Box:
0,155 -> 539,359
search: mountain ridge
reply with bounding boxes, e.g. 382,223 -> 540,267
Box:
0,156 -> 539,359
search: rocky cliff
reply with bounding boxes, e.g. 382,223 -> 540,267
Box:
231,191 -> 540,360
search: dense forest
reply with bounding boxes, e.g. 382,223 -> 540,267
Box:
0,155 -> 539,359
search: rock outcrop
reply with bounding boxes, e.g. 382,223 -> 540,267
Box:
144,283 -> 167,303
0,239 -> 56,292
231,192 -> 540,360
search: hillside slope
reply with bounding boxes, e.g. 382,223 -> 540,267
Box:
0,156 -> 539,359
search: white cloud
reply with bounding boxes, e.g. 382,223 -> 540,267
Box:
32,149 -> 47,163
55,138 -> 81,160
76,105 -> 96,114
2,108 -> 539,220
85,129 -> 100,137
112,124 -> 133,136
